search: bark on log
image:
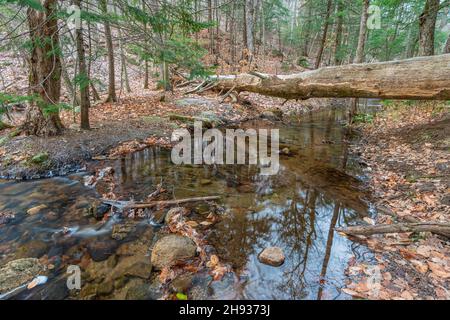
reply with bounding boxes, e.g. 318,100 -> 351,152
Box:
207,54 -> 450,100
336,222 -> 450,238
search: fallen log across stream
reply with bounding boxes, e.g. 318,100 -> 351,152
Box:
336,222 -> 450,239
199,54 -> 450,100
102,195 -> 221,211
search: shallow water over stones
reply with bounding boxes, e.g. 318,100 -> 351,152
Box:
0,107 -> 375,300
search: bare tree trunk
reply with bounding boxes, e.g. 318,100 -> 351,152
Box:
74,0 -> 90,130
315,0 -> 333,69
333,0 -> 344,65
245,0 -> 255,54
261,1 -> 266,61
24,0 -> 63,136
350,0 -> 370,121
354,0 -> 370,64
87,21 -> 101,101
418,0 -> 440,56
301,1 -> 312,57
100,0 -> 117,102
444,34 -> 450,54
207,54 -> 450,100
61,56 -> 78,106
115,9 -> 130,93
143,0 -> 149,89
208,0 -> 214,54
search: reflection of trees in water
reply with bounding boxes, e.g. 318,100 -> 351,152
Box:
274,187 -> 319,299
207,205 -> 275,270
271,140 -> 360,299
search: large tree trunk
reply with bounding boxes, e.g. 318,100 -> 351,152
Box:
74,0 -> 90,130
100,0 -> 117,102
208,54 -> 450,100
418,0 -> 440,56
24,0 -> 63,136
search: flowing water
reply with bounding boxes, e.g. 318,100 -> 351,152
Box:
0,106 -> 377,300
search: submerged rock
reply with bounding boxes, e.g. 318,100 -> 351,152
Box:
27,204 -> 47,215
258,247 -> 285,267
85,201 -> 111,219
110,255 -> 152,280
170,273 -> 194,293
15,240 -> 48,259
0,258 -> 46,295
87,240 -> 119,262
111,222 -> 136,241
151,234 -> 197,270
200,179 -> 212,186
0,210 -> 15,225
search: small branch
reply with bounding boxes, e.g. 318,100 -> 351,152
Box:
197,81 -> 218,93
220,85 -> 237,103
102,196 -> 221,210
336,222 -> 450,238
177,80 -> 198,88
184,80 -> 208,95
248,71 -> 269,80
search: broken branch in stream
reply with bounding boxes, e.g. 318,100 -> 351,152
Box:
336,222 -> 450,239
102,195 -> 221,211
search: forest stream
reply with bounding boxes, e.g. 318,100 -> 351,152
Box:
0,105 -> 379,300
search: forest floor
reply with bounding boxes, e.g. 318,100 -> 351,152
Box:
344,101 -> 450,300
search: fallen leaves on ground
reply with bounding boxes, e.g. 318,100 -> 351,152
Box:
344,102 -> 450,300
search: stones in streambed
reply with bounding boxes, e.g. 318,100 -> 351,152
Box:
87,240 -> 119,262
0,210 -> 15,225
26,204 -> 47,215
164,207 -> 188,224
258,247 -> 285,267
170,273 -> 194,294
111,222 -> 136,241
0,258 -> 46,295
109,255 -> 152,280
84,200 -> 111,220
15,240 -> 48,259
279,147 -> 292,156
151,234 -> 197,270
175,97 -> 215,108
81,253 -> 152,299
200,179 -> 212,186
260,108 -> 283,121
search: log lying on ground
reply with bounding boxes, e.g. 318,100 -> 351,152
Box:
336,222 -> 450,238
102,196 -> 220,210
205,54 -> 450,100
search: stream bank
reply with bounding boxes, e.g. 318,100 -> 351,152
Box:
343,101 -> 450,300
